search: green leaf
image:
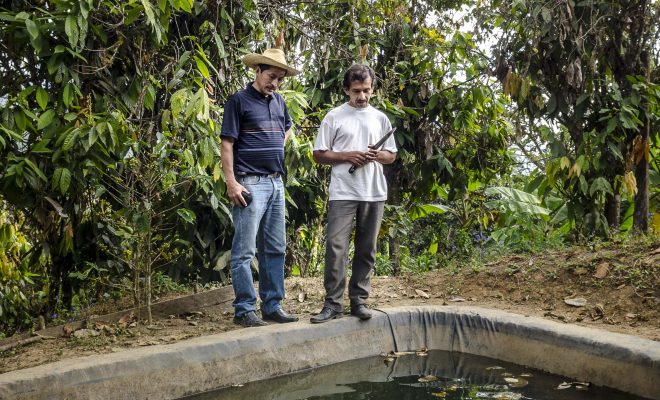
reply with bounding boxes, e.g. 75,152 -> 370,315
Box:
607,142 -> 623,160
194,56 -> 210,79
144,84 -> 156,110
31,138 -> 52,153
63,83 -> 73,107
410,203 -> 451,219
605,116 -> 617,133
36,87 -> 48,110
62,129 -> 78,151
579,175 -> 588,195
65,15 -> 79,48
24,19 -> 39,40
589,177 -> 613,197
52,167 -> 72,194
427,93 -> 439,111
183,149 -> 194,166
141,0 -> 161,43
213,32 -> 226,58
485,186 -> 550,216
37,109 -> 55,130
177,208 -> 197,225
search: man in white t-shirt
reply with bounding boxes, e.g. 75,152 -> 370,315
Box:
310,64 -> 397,323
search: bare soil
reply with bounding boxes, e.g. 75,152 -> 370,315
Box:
1,240 -> 658,374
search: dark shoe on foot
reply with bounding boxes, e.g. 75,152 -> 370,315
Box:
310,307 -> 343,324
233,311 -> 268,327
350,304 -> 372,320
262,309 -> 299,323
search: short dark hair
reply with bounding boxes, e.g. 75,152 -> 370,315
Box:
257,63 -> 274,72
342,64 -> 376,89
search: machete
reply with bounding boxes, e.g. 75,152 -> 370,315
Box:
348,127 -> 397,174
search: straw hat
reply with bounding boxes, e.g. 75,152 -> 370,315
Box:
242,48 -> 301,77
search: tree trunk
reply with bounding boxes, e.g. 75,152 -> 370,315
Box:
633,52 -> 651,234
605,194 -> 621,230
633,137 -> 650,234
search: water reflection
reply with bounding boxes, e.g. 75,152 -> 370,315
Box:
184,351 -> 646,400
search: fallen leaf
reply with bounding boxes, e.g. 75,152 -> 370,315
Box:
298,292 -> 306,302
557,382 -> 572,389
418,375 -> 439,382
594,262 -> 610,278
564,297 -> 587,307
504,377 -> 528,387
625,313 -> 638,319
118,312 -> 136,328
431,392 -> 447,397
415,289 -> 430,299
94,321 -> 109,330
62,325 -> 75,338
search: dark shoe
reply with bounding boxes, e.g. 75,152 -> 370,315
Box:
350,304 -> 372,320
233,311 -> 268,327
262,309 -> 299,323
310,307 -> 343,324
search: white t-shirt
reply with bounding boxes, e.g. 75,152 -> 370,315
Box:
314,103 -> 397,201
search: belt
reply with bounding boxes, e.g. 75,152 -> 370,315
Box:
236,171 -> 281,178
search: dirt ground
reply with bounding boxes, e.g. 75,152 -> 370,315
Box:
1,240 -> 658,374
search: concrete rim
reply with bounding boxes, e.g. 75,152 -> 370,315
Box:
1,306 -> 658,399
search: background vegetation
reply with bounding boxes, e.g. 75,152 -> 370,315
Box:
1,0 -> 658,335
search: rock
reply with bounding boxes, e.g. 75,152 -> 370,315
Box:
73,329 -> 100,338
564,297 -> 587,307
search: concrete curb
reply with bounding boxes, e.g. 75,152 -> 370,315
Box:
1,306 -> 658,399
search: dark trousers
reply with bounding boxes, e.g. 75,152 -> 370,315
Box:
323,200 -> 385,312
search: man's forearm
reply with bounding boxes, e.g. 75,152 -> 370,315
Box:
221,139 -> 237,183
312,150 -> 348,165
377,150 -> 396,165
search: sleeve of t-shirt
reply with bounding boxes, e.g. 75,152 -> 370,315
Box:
313,113 -> 335,151
283,101 -> 292,132
381,117 -> 397,153
220,95 -> 240,140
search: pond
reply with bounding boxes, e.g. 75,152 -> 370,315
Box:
184,350 -> 647,400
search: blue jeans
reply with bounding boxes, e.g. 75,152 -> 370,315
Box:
230,175 -> 286,317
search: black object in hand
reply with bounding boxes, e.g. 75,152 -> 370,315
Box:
241,191 -> 252,207
348,127 -> 397,174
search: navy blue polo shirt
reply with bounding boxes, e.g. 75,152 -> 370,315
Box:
221,83 -> 292,175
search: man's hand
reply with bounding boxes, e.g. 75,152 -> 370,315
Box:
343,150 -> 370,167
221,137 -> 250,208
227,179 -> 249,208
366,146 -> 396,165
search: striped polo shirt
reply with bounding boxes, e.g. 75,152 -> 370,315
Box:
220,83 -> 291,175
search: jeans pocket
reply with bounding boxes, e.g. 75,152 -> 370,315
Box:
237,175 -> 261,185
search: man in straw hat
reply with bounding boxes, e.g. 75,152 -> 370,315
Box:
220,48 -> 301,327
310,64 -> 397,323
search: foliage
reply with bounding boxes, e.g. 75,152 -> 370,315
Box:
0,205 -> 46,335
0,0 -> 658,334
477,0 -> 660,236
